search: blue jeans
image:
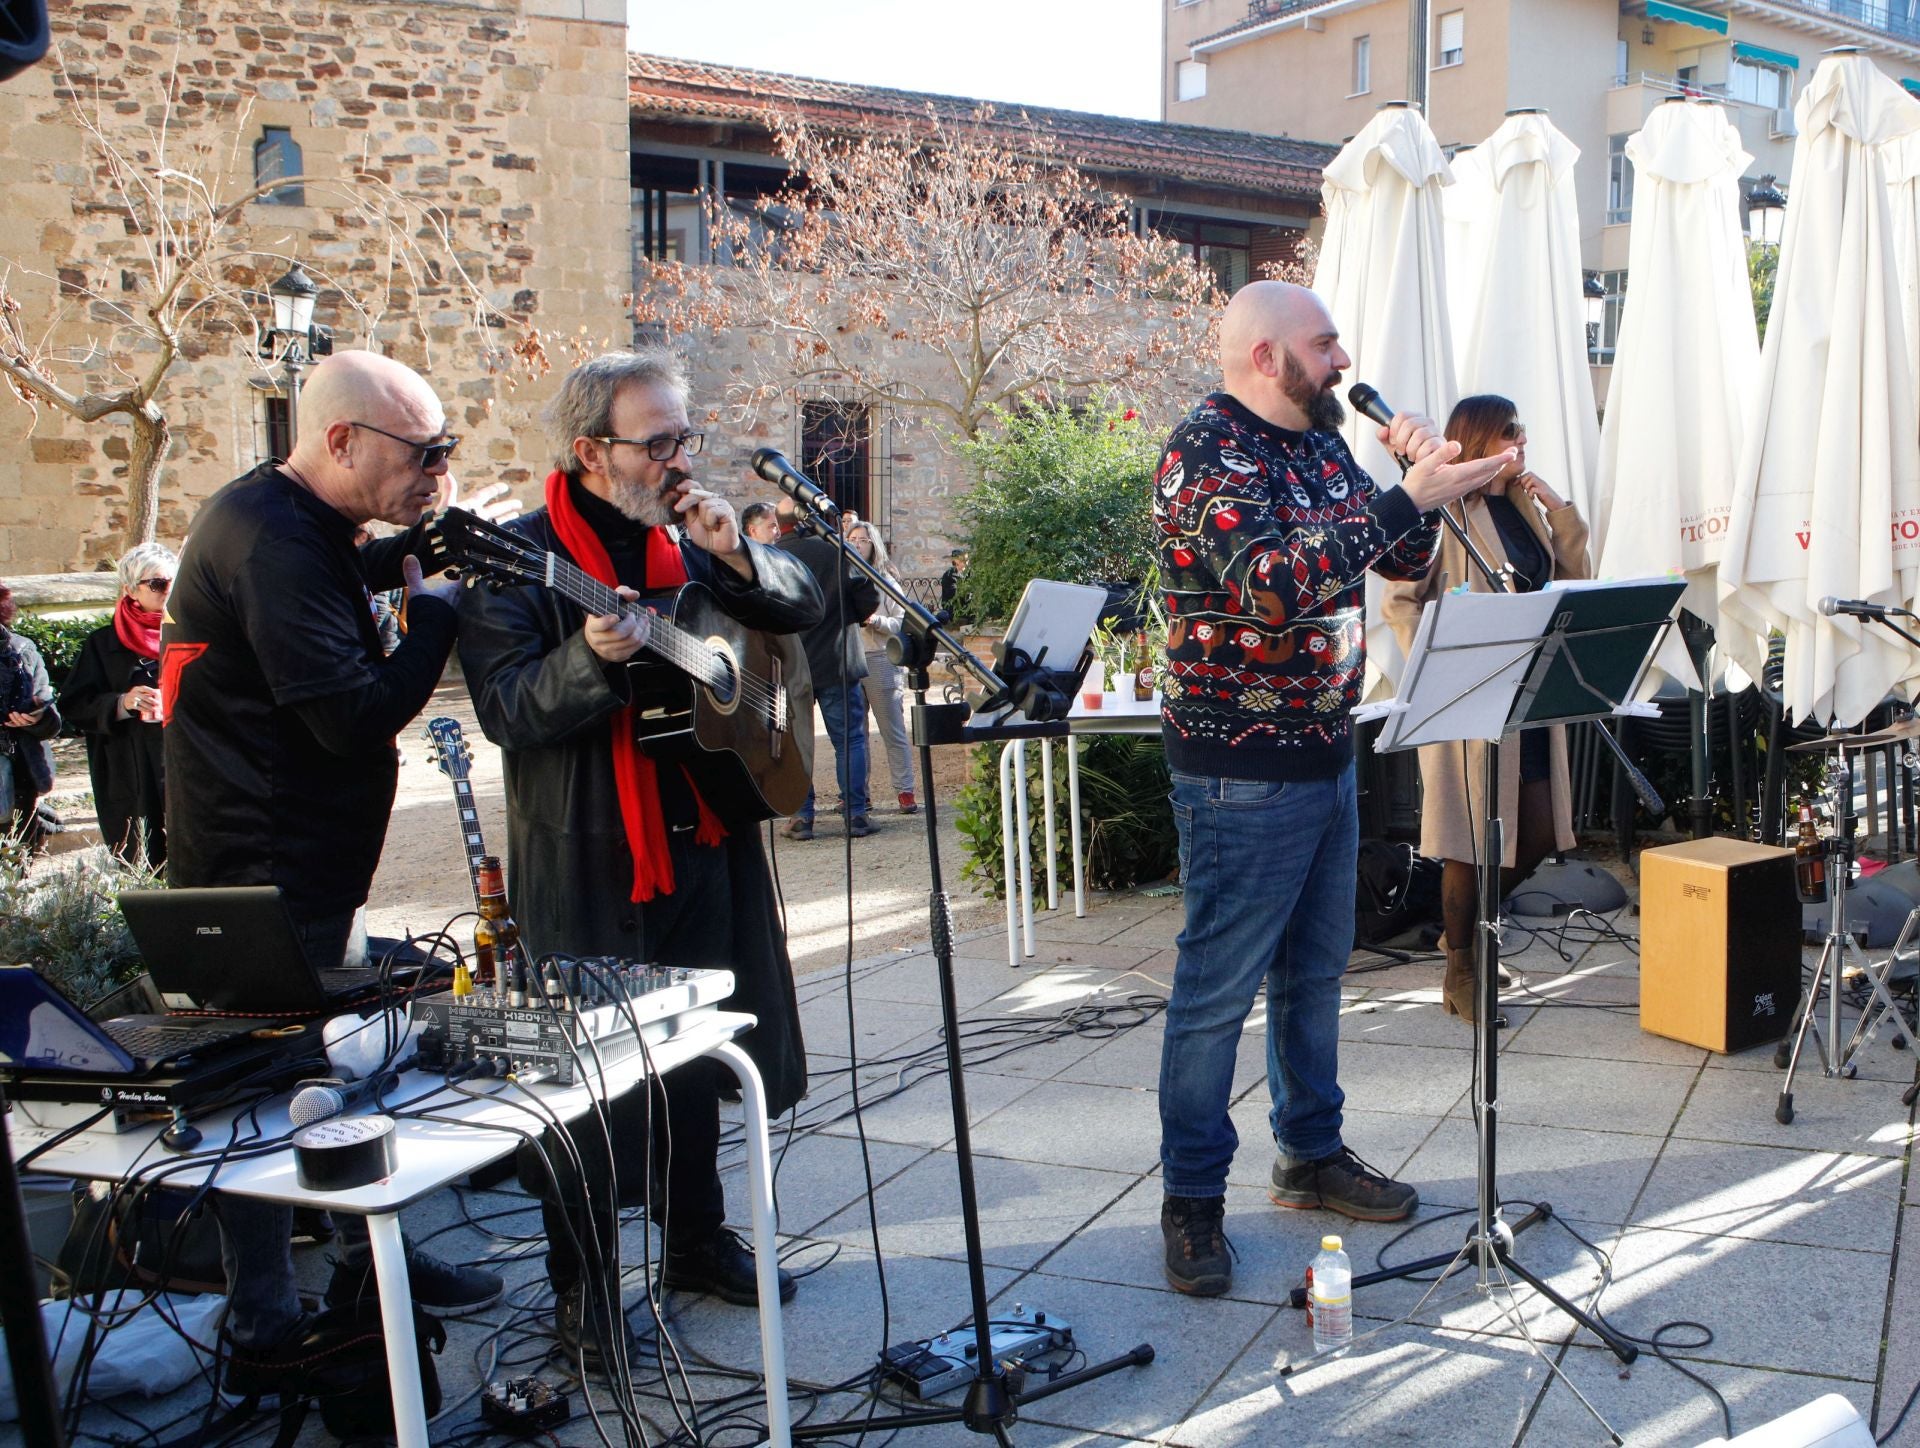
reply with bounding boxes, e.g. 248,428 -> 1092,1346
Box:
799,678 -> 870,822
1158,764 -> 1357,1198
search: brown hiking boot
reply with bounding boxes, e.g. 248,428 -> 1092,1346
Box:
1161,1194 -> 1233,1295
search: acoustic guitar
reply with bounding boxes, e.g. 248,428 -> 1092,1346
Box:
433,506 -> 809,822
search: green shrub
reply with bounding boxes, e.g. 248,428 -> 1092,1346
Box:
953,731 -> 1176,898
13,612 -> 109,683
955,399 -> 1161,623
0,832 -> 157,1010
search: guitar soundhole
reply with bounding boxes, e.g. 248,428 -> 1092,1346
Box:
708,645 -> 738,709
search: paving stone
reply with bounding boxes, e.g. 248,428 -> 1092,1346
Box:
1599,1225 -> 1891,1379
1632,1138 -> 1904,1251
811,1064 -> 1045,1150
1524,1339 -> 1875,1447
811,1149 -> 1137,1271
1505,996 -> 1713,1067
1673,1059 -> 1916,1157
1170,1321 -> 1546,1446
965,1079 -> 1164,1174
1445,1050 -> 1698,1137
1339,993 -> 1539,1050
719,1128 -> 930,1236
1400,1118 -> 1656,1227
1336,1039 -> 1476,1118
798,990 -> 950,1058
846,951 -> 1032,1012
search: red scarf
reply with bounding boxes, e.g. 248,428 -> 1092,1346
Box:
544,471 -> 726,903
113,594 -> 162,660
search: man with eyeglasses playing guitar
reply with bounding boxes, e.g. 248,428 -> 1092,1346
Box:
456,349 -> 822,1374
162,349 -> 511,1394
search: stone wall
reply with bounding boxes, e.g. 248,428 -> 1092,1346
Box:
0,0 -> 632,575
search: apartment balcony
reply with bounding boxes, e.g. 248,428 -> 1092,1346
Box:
1624,0 -> 1920,55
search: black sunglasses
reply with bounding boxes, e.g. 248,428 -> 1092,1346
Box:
136,577 -> 172,593
350,421 -> 461,469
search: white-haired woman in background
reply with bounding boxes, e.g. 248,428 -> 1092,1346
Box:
846,520 -> 916,814
59,542 -> 177,865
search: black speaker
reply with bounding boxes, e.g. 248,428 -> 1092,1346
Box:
0,0 -> 48,85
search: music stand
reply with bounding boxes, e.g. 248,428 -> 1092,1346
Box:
1285,576 -> 1683,1433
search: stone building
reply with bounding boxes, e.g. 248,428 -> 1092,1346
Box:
628,53 -> 1333,577
0,0 -> 631,576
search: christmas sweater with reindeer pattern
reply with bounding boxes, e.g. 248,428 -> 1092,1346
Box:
1153,391 -> 1439,782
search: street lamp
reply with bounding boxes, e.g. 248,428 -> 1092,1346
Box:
1583,271 -> 1607,361
1747,175 -> 1787,249
262,262 -> 332,443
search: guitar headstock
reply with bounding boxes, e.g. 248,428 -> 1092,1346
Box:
424,716 -> 471,781
431,506 -> 549,592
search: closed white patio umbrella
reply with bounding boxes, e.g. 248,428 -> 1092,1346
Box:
1312,101 -> 1457,696
1590,98 -> 1758,642
1719,50 -> 1920,726
1448,110 -> 1601,522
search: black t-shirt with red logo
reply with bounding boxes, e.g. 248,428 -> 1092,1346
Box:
161,464 -> 455,921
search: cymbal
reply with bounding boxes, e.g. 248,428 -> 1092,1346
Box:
1787,718 -> 1920,753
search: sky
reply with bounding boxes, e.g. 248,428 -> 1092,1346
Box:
629,0 -> 1165,121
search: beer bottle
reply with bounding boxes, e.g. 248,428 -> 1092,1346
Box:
472,855 -> 522,990
1795,804 -> 1827,905
1132,633 -> 1155,702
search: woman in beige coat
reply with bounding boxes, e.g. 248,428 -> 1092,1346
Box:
1379,395 -> 1592,1023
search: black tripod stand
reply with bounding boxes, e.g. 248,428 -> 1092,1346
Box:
765,461 -> 1152,1444
1283,573 -> 1683,1441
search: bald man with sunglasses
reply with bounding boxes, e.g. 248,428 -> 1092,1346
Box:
161,350 -> 510,1388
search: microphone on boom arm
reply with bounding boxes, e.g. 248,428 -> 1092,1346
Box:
1818,596 -> 1913,621
751,448 -> 840,525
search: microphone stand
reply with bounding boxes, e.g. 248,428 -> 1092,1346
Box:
780,496 -> 1153,1443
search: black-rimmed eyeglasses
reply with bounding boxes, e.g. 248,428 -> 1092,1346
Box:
594,432 -> 705,462
350,421 -> 461,470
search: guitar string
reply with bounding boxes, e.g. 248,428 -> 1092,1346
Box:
501,541 -> 787,717
445,521 -> 791,718
549,554 -> 789,716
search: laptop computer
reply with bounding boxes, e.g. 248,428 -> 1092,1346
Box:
0,966 -> 270,1074
117,886 -> 385,1015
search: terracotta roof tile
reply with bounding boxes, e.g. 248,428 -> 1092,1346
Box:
628,52 -> 1331,203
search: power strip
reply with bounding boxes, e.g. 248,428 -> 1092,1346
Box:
878,1306 -> 1073,1399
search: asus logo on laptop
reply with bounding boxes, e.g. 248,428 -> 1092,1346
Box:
194,926 -> 222,936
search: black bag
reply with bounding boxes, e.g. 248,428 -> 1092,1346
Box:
1355,839 -> 1444,947
55,1184 -> 228,1299
299,1300 -> 446,1443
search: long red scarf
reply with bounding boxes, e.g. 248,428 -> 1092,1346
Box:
544,471 -> 726,902
113,595 -> 162,660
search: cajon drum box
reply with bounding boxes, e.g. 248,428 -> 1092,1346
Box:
1639,837 -> 1800,1052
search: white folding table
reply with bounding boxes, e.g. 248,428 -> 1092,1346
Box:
9,1009 -> 792,1448
998,692 -> 1162,963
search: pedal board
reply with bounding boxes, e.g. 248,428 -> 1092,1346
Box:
878,1305 -> 1073,1399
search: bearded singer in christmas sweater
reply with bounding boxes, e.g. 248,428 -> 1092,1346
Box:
1150,282 -> 1515,1298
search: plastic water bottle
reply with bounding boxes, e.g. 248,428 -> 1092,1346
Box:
1311,1235 -> 1353,1352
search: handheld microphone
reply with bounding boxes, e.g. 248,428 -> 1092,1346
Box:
1818,596 -> 1907,621
289,1067 -> 405,1128
1347,382 -> 1396,431
751,448 -> 840,523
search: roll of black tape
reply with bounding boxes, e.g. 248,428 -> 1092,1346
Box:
293,1114 -> 397,1191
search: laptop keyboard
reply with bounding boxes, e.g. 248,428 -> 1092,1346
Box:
104,1019 -> 260,1061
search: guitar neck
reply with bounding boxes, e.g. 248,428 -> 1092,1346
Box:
538,551 -> 725,689
448,775 -> 488,912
